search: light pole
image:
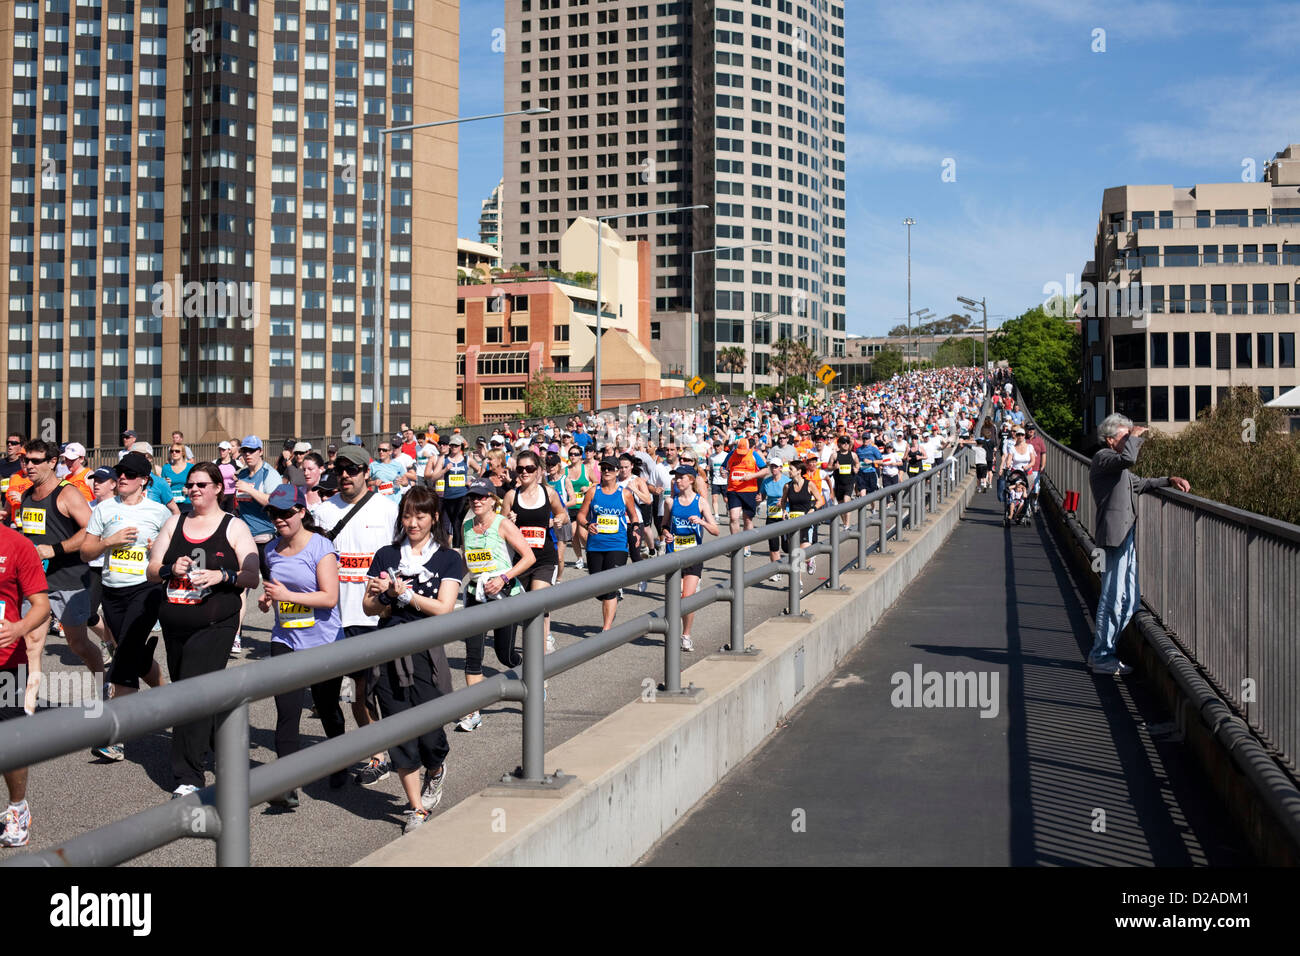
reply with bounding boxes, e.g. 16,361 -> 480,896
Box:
690,240 -> 771,385
594,204 -> 707,411
369,107 -> 548,435
910,307 -> 932,367
903,218 -> 915,369
957,295 -> 988,372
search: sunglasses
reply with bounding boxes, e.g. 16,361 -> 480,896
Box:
337,463 -> 366,476
377,447 -> 391,453
600,464 -> 616,471
518,464 -> 538,474
468,493 -> 492,501
266,506 -> 300,521
23,457 -> 48,465
240,447 -> 260,454
115,471 -> 146,480
6,439 -> 21,446
184,481 -> 214,490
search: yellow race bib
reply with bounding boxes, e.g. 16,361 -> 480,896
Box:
108,546 -> 148,576
673,533 -> 698,550
837,464 -> 851,475
20,508 -> 45,536
465,549 -> 495,574
596,514 -> 620,534
277,601 -> 314,629
448,473 -> 466,488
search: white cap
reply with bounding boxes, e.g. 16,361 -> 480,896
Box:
62,442 -> 86,460
218,441 -> 232,450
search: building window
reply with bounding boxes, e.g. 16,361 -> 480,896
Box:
482,385 -> 525,402
650,321 -> 661,340
456,327 -> 465,344
1172,332 -> 1189,368
1173,386 -> 1190,422
511,325 -> 530,342
486,325 -> 503,344
554,324 -> 569,341
1195,386 -> 1212,419
477,351 -> 530,376
1237,333 -> 1252,367
513,295 -> 529,312
457,298 -> 466,314
1149,332 -> 1168,367
1257,332 -> 1274,368
1150,386 -> 1169,421
1259,386 -> 1275,403
552,355 -> 569,373
1113,387 -> 1146,423
1112,334 -> 1145,370
1280,332 -> 1295,368
1216,333 -> 1231,370
1194,331 -> 1211,368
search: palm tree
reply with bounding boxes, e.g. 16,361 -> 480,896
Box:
718,346 -> 748,396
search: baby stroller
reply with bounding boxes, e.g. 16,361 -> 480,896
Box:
1003,469 -> 1031,527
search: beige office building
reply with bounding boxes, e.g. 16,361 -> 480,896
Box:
500,0 -> 847,394
1081,144 -> 1300,436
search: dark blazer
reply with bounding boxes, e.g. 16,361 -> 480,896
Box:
1089,433 -> 1170,549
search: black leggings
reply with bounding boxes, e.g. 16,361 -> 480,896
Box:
103,582 -> 164,689
162,613 -> 238,788
463,588 -> 520,676
269,641 -> 346,759
374,650 -> 450,773
443,495 -> 469,549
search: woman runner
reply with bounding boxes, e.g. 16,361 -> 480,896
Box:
664,465 -> 720,652
503,451 -> 568,653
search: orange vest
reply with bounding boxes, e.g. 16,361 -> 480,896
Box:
5,474 -> 32,518
66,467 -> 94,502
726,448 -> 760,493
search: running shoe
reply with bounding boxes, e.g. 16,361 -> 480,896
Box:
421,764 -> 447,812
743,547 -> 752,557
171,784 -> 200,800
806,558 -> 817,575
91,744 -> 124,762
574,558 -> 585,570
1089,659 -> 1133,676
403,807 -> 430,834
545,634 -> 556,653
229,635 -> 244,656
354,756 -> 392,786
0,804 -> 31,847
456,711 -> 482,733
268,791 -> 299,810
638,579 -> 648,594
681,635 -> 694,652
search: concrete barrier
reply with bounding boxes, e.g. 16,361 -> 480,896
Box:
358,471 -> 977,866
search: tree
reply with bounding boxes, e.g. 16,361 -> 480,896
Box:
871,348 -> 904,380
717,346 -> 748,395
991,304 -> 1082,445
933,336 -> 979,368
570,271 -> 595,288
887,323 -> 910,338
770,338 -> 799,393
523,370 -> 578,417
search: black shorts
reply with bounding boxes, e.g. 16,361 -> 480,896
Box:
586,549 -> 628,601
833,479 -> 854,501
677,561 -> 704,580
857,471 -> 879,494
0,669 -> 25,721
103,581 -> 165,689
86,565 -> 104,625
976,463 -> 989,479
726,490 -> 757,517
518,561 -> 558,589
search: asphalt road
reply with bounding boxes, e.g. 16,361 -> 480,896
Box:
10,513 -> 886,867
640,495 -> 1253,867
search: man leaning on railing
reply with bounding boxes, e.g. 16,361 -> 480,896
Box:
1086,415 -> 1190,676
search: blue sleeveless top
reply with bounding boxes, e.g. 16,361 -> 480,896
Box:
586,486 -> 629,552
666,493 -> 703,553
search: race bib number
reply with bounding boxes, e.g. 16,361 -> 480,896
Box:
277,601 -> 314,629
837,464 -> 851,475
435,479 -> 445,495
465,549 -> 496,574
731,471 -> 749,484
786,510 -> 805,520
338,552 -> 374,584
20,509 -> 45,536
375,481 -> 395,495
519,526 -> 546,548
109,546 -> 148,576
673,533 -> 697,550
596,514 -> 620,535
448,473 -> 466,488
922,461 -> 933,471
166,574 -> 211,605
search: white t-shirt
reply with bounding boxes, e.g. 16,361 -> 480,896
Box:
87,497 -> 174,589
311,492 -> 400,628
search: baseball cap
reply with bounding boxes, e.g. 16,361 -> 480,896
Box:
449,434 -> 467,446
335,446 -> 370,468
467,478 -> 496,497
266,483 -> 307,511
90,467 -> 115,483
599,456 -> 620,470
293,441 -> 312,453
121,429 -> 137,440
115,452 -> 152,478
672,465 -> 697,478
283,438 -> 297,450
326,443 -> 338,453
240,435 -> 263,451
135,442 -> 155,457
489,435 -> 505,446
62,442 -> 86,460
218,440 -> 233,451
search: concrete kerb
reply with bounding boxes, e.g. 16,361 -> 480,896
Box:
357,471 -> 977,867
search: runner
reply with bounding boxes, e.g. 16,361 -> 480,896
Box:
544,452 -> 576,577
457,478 -> 535,733
84,468 -> 117,659
664,465 -> 720,652
565,445 -> 595,569
778,460 -> 824,577
146,462 -> 259,797
59,444 -> 95,502
708,440 -> 729,517
0,434 -> 25,523
369,441 -> 405,499
616,454 -> 655,592
362,486 -> 462,832
233,435 -> 282,654
724,437 -> 766,555
0,521 -> 49,848
426,433 -> 472,548
575,457 -> 642,632
160,443 -> 193,513
17,440 -> 102,700
80,452 -> 172,759
831,435 -> 859,530
503,450 -> 568,653
310,444 -> 400,787
258,484 -> 345,808
759,459 -> 790,576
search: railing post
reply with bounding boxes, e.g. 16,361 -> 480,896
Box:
215,701 -> 250,868
520,613 -> 545,782
787,542 -> 803,617
729,546 -> 746,651
664,566 -> 682,692
880,487 -> 890,545
828,514 -> 844,590
857,497 -> 870,569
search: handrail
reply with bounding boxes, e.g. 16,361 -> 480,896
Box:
1,439 -> 980,867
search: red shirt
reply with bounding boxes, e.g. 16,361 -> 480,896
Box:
400,440 -> 417,459
0,524 -> 48,668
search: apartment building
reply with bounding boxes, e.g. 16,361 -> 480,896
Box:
479,178 -> 503,249
0,0 -> 459,447
500,0 -> 847,393
1081,144 -> 1300,435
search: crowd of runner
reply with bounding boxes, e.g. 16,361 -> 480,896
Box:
0,366 -> 987,847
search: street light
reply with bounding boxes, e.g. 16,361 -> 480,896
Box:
957,294 -> 988,372
903,218 -> 915,368
911,307 -> 932,367
690,240 -> 772,384
369,106 -> 549,435
594,204 -> 707,411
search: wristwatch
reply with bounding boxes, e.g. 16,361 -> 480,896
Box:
499,573 -> 511,588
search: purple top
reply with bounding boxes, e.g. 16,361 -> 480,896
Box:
264,533 -> 342,649
218,462 -> 237,494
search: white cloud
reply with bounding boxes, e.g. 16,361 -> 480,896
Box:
847,78 -> 952,129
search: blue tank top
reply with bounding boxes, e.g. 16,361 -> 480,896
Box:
547,475 -> 568,509
586,485 -> 628,552
666,493 -> 702,553
442,456 -> 469,499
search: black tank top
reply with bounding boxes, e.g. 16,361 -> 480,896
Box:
834,451 -> 855,484
512,486 -> 557,565
158,512 -> 243,627
786,480 -> 815,514
19,481 -> 87,590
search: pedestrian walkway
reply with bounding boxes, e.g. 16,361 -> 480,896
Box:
642,495 -> 1252,866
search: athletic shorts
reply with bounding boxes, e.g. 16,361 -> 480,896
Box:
554,521 -> 574,543
586,549 -> 628,601
519,562 -> 559,589
48,587 -> 92,627
726,490 -> 757,517
857,471 -> 879,494
103,581 -> 165,690
976,463 -> 989,479
675,561 -> 704,580
833,480 -> 854,501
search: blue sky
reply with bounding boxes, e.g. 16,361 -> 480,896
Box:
457,0 -> 1300,337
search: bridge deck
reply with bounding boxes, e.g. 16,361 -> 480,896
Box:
643,495 -> 1252,866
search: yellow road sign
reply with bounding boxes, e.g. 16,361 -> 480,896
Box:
686,376 -> 706,395
816,364 -> 837,385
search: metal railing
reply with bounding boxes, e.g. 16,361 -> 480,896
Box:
1023,387 -> 1300,771
0,445 -> 978,867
